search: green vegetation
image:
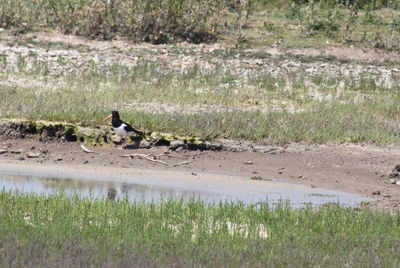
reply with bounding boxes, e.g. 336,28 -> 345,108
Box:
0,0 -> 225,43
1,0 -> 399,48
0,52 -> 399,144
1,1 -> 399,265
1,192 -> 400,266
236,2 -> 400,50
0,0 -> 399,144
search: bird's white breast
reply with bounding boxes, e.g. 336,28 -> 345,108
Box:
113,123 -> 134,137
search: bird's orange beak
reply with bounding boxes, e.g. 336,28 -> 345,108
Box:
103,114 -> 112,121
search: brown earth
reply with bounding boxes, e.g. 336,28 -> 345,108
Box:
21,31 -> 400,63
1,136 -> 399,211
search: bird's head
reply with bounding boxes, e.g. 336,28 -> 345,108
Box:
103,110 -> 120,121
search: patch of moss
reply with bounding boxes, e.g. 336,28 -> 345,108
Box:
29,120 -> 78,141
149,132 -> 174,141
1,119 -> 207,149
184,136 -> 204,145
75,127 -> 108,146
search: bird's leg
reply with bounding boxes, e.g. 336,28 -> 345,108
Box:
119,138 -> 125,150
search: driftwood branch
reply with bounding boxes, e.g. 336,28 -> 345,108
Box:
172,160 -> 194,167
122,153 -> 168,166
146,151 -> 169,158
80,145 -> 99,154
122,151 -> 196,167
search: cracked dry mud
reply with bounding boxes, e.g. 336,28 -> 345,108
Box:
1,30 -> 400,115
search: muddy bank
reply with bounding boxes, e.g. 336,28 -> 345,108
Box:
1,134 -> 400,211
0,119 -> 270,152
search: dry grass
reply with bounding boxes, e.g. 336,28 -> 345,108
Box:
0,46 -> 399,144
0,0 -> 399,48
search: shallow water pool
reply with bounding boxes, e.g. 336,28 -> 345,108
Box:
0,162 -> 372,207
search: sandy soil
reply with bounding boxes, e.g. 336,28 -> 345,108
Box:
23,31 -> 400,63
1,136 -> 399,210
2,30 -> 399,104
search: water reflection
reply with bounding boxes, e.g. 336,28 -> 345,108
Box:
0,171 -> 372,207
107,185 -> 117,201
0,174 -> 219,203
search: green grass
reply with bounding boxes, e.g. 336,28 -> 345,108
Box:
0,52 -> 399,144
231,5 -> 400,51
0,0 -> 223,43
0,192 -> 400,266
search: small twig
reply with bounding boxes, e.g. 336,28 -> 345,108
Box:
172,160 -> 194,167
80,145 -> 99,154
122,151 -> 196,167
122,153 -> 168,166
162,153 -> 186,159
147,151 -> 169,158
122,151 -> 168,159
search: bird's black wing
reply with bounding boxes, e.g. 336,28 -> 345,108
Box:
123,122 -> 143,135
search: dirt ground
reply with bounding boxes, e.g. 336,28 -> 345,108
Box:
1,136 -> 399,211
21,31 -> 400,63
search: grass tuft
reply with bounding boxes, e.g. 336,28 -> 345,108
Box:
0,192 -> 400,266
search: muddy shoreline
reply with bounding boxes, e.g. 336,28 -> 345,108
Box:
1,161 -> 371,207
1,134 -> 399,211
1,31 -> 400,211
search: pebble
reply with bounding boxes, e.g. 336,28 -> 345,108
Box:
139,140 -> 151,149
40,149 -> 49,154
111,135 -> 122,144
169,140 -> 185,150
26,152 -> 40,158
204,141 -> 223,151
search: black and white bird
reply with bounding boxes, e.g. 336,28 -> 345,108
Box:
103,111 -> 143,149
